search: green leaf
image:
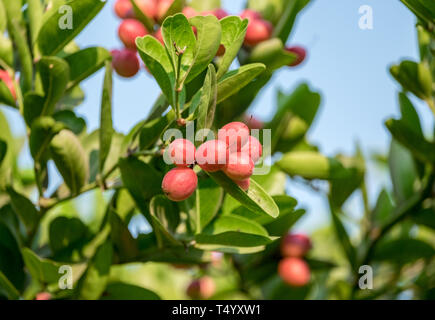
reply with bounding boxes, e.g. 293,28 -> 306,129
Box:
330,207 -> 357,269
119,157 -> 162,204
264,202 -> 305,236
195,214 -> 273,254
412,208 -> 435,230
187,15 -> 222,83
29,116 -> 64,161
371,189 -> 394,227
400,0 -> 435,25
162,13 -> 197,84
0,78 -> 15,108
277,151 -> 349,180
7,187 -> 39,231
217,63 -> 266,103
136,35 -> 175,105
99,61 -> 113,174
130,0 -> 154,31
216,16 -> 248,79
37,56 -> 71,118
53,110 -> 86,135
189,0 -> 221,11
0,0 -> 6,32
248,38 -> 296,70
0,139 -> 6,167
388,139 -> 419,204
252,166 -> 287,196
195,64 -> 217,133
0,270 -> 20,300
49,216 -> 90,257
158,0 -> 184,23
109,210 -> 139,262
0,33 -> 13,67
1,0 -> 23,22
386,118 -> 435,163
398,92 -> 423,136
373,238 -> 435,265
390,60 -> 432,101
8,18 -> 32,94
149,195 -> 181,247
64,47 -> 111,90
207,170 -> 279,218
57,84 -> 85,110
36,0 -> 106,56
0,222 -> 25,291
273,0 -> 309,43
22,248 -> 62,284
50,129 -> 89,195
101,282 -> 161,300
78,241 -> 113,300
27,0 -> 44,45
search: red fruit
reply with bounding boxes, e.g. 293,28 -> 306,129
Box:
111,49 -> 140,78
182,6 -> 198,18
244,18 -> 273,46
186,276 -> 215,300
195,140 -> 227,172
114,0 -> 134,19
0,69 -> 16,100
135,0 -> 157,19
216,44 -> 225,56
162,167 -> 198,201
167,138 -> 196,167
240,9 -> 262,21
235,178 -> 250,191
286,46 -> 307,67
118,19 -> 148,49
224,152 -> 254,181
35,292 -> 52,300
201,8 -> 228,19
278,257 -> 310,287
243,114 -> 263,130
218,121 -> 250,151
240,136 -> 262,163
156,0 -> 173,21
281,233 -> 312,258
154,28 -> 164,45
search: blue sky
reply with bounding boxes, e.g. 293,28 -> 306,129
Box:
3,0 -> 425,232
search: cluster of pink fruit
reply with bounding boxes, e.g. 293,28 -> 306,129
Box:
162,122 -> 262,201
0,69 -> 16,101
278,233 -> 312,287
111,0 -> 307,77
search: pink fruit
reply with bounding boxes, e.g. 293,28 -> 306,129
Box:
162,167 -> 198,201
235,178 -> 250,191
0,70 -> 16,100
167,138 -> 196,167
186,276 -> 215,299
114,0 -> 134,19
182,6 -> 198,18
223,152 -> 254,181
154,28 -> 164,45
281,233 -> 312,258
244,18 -> 273,46
243,114 -> 263,130
135,0 -> 157,19
156,0 -> 173,21
35,292 -> 52,300
240,9 -> 262,21
111,49 -> 140,78
118,19 -> 148,50
286,46 -> 307,67
195,140 -> 227,172
278,257 -> 310,287
218,122 -> 250,151
240,136 -> 262,163
201,8 -> 228,19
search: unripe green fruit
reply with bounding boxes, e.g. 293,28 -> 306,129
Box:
223,152 -> 254,181
235,178 -> 250,191
244,18 -> 273,47
218,121 -> 250,152
195,140 -> 227,172
162,167 -> 198,201
167,138 -> 196,167
278,257 -> 310,287
240,136 -> 262,163
118,19 -> 148,49
111,49 -> 140,78
186,276 -> 215,300
281,233 -> 312,258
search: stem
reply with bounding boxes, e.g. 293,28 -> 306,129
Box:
360,177 -> 371,234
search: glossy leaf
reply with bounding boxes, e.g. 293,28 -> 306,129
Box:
273,0 -> 310,43
207,170 -> 279,218
0,222 -> 25,291
149,195 -> 181,247
373,238 -> 435,265
99,61 -> 113,174
36,0 -> 106,56
217,63 -> 266,103
21,248 -> 62,284
49,216 -> 90,257
330,207 -> 357,269
29,116 -> 64,161
195,64 -> 217,133
390,60 -> 432,101
400,0 -> 435,25
53,110 -> 86,135
109,210 -> 139,262
7,187 -> 39,231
